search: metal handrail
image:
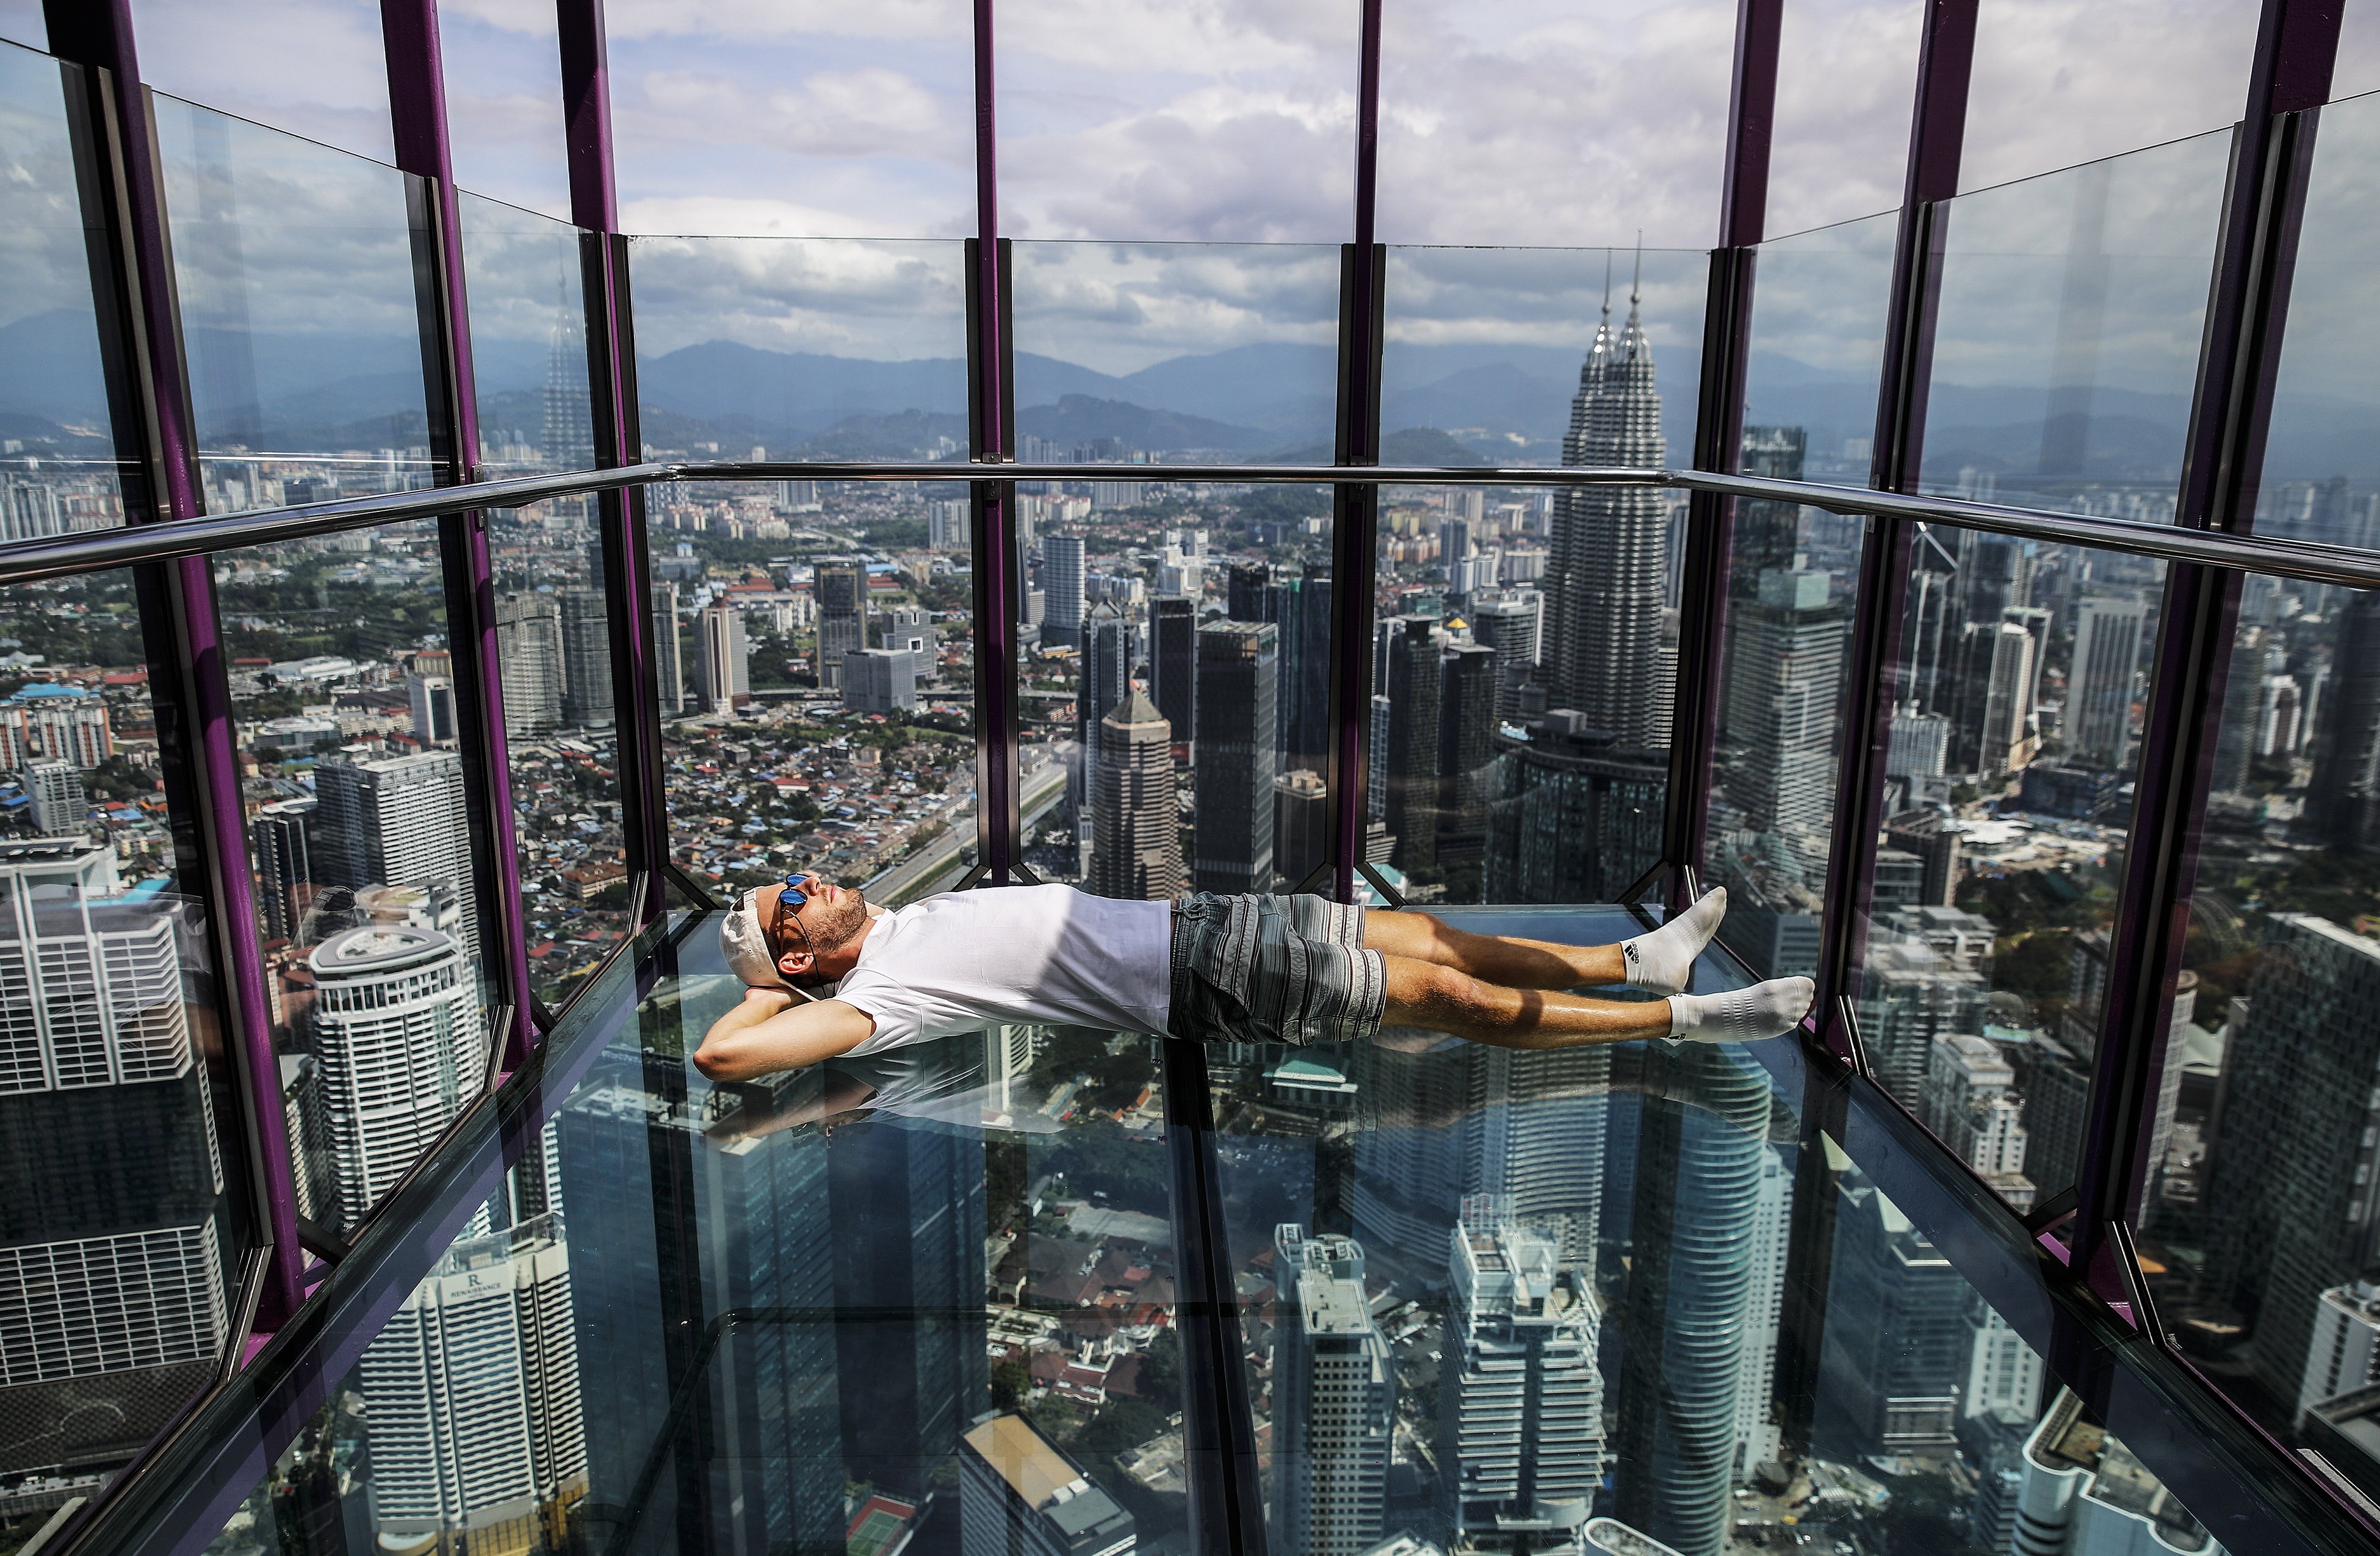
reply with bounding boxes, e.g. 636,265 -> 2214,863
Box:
13,458 -> 2380,592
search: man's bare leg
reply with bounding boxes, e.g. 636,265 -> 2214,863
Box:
1361,890 -> 1728,995
1379,953 -> 1814,1050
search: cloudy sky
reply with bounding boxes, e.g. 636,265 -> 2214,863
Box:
8,0 -> 2380,380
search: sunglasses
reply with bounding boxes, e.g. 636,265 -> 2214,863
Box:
765,873 -> 821,980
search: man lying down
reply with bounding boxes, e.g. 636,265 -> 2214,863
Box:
692,874 -> 1814,1086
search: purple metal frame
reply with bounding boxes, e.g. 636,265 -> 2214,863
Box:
1813,0 -> 1977,1067
1324,0 -> 1386,904
380,0 -> 535,1068
556,0 -> 671,921
967,0 -> 1022,884
1665,0 -> 1782,902
2068,0 -> 2345,1300
37,0 -> 306,1324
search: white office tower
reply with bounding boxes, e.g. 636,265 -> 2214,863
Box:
1271,1226 -> 1393,1556
557,588 -> 615,729
408,674 -> 458,748
1441,1197 -> 1603,1554
309,926 -> 482,1231
2013,1390 -> 2224,1555
1886,706 -> 1950,779
2298,1276 -> 2380,1425
1043,535 -> 1086,644
313,750 -> 478,959
1964,1301 -> 2044,1421
24,760 -> 85,835
359,1212 -> 587,1555
651,582 -> 685,714
1920,1033 -> 2034,1208
696,601 -> 748,711
1734,1148 -> 1792,1472
494,591 -> 564,737
2069,595 -> 2147,770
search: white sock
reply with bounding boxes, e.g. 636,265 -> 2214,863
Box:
1620,888 -> 1728,994
1667,976 -> 1815,1043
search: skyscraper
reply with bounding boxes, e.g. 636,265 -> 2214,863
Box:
1437,644 -> 1499,882
2203,913 -> 2380,1405
1194,621 -> 1278,893
308,924 -> 482,1230
1269,1226 -> 1393,1556
494,591 -> 564,738
1816,1174 -> 1968,1460
312,749 -> 480,959
1733,427 -> 1807,594
1442,1196 -> 1603,1554
697,601 -> 748,711
1088,688 -> 1180,901
24,760 -> 84,835
651,582 -> 685,715
407,673 -> 457,748
1042,535 -> 1086,647
1920,1033 -> 2033,1206
1469,596 -> 1540,727
253,797 -> 316,943
1150,596 -> 1197,750
1076,599 -> 1131,822
538,304 -> 592,474
1379,616 -> 1442,874
1275,769 -> 1330,890
558,587 -> 615,729
1722,567 -> 1845,841
2068,594 -> 2145,771
359,1212 -> 586,1553
960,1414 -> 1136,1556
815,558 -> 867,690
1280,570 -> 1336,772
1546,276 -> 1670,745
2310,596 -> 2380,848
1482,713 -> 1666,905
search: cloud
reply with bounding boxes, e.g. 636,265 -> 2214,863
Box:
625,236 -> 967,360
1010,243 -> 1341,373
129,0 -> 397,165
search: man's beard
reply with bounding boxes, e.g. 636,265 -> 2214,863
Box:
806,885 -> 870,956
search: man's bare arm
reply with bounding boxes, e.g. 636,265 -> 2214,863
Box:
693,989 -> 877,1081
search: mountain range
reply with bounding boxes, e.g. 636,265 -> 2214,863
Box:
5,306 -> 2379,485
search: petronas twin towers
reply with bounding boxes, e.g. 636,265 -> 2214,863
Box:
1546,273 -> 1671,747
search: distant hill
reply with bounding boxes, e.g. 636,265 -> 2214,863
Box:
1263,427 -> 1494,467
1018,395 -> 1270,453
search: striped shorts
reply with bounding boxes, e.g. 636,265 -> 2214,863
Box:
1168,892 -> 1387,1048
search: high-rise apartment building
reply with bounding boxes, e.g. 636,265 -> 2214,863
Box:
1546,286 -> 1670,746
308,925 -> 482,1230
1441,1197 -> 1603,1554
1817,1176 -> 1967,1460
2298,1276 -> 2380,1424
1087,689 -> 1179,901
815,557 -> 868,689
1469,596 -> 1540,727
960,1414 -> 1136,1556
1379,616 -> 1442,874
1269,1226 -> 1393,1556
1437,644 -> 1499,874
1076,599 -> 1131,822
697,600 -> 749,711
494,590 -> 564,737
2068,594 -> 2146,771
651,582 -> 685,714
1194,621 -> 1278,894
252,797 -> 316,943
557,587 -> 615,728
24,760 -> 84,835
1722,566 -> 1846,840
1042,535 -> 1086,647
312,750 -> 479,957
2010,1391 -> 2220,1555
844,647 -> 918,713
406,673 -> 456,748
1920,1033 -> 2033,1206
359,1211 -> 586,1554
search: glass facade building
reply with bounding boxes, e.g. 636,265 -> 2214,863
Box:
5,1 -> 2380,1554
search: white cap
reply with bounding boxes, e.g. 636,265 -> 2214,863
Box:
719,890 -> 786,988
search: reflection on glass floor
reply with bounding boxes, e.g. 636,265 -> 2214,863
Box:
196,906 -> 2227,1556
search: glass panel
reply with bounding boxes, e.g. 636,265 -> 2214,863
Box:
221,516 -> 497,1237
1859,537 -> 2167,1217
1706,215 -> 1900,970
1010,241 -> 1342,461
650,489 -> 979,904
206,917 -> 1197,1556
126,0 -> 395,163
153,95 -> 439,513
1742,210 -> 1900,491
1373,249 -> 1706,906
2144,572 -> 2380,1457
438,9 -> 571,221
0,42 -> 135,533
607,2 -> 974,237
1376,0 -> 1735,247
460,192 -> 596,480
997,0 -> 1357,242
0,6 -> 41,49
1963,0 -> 2259,193
0,569 -> 250,1535
2252,89 -> 2380,547
1919,131 -> 2232,522
1765,0 -> 1921,238
626,235 -> 967,466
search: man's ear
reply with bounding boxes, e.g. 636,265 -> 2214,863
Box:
777,947 -> 813,980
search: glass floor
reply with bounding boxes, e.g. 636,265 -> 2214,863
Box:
78,906 -> 2357,1556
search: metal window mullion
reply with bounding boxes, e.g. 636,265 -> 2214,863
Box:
1814,0 -> 1975,1068
40,0 -> 309,1330
383,3 -> 534,1068
966,0 -> 1023,885
2068,0 -> 2342,1301
1668,0 -> 1782,904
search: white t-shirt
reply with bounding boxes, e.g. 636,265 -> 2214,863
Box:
834,884 -> 1174,1054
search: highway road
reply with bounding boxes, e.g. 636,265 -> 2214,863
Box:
865,757 -> 1070,906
